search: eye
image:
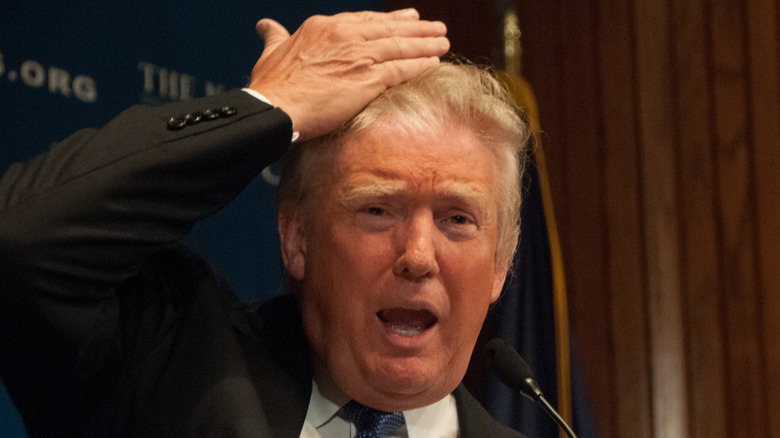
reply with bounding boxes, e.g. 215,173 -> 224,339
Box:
440,213 -> 474,226
356,205 -> 396,232
449,215 -> 470,225
437,211 -> 479,241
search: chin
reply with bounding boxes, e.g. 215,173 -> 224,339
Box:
360,359 -> 460,410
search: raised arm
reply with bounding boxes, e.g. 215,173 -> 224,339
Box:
0,11 -> 449,434
0,8 -> 449,333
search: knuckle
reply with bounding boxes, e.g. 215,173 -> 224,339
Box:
358,11 -> 379,21
327,21 -> 354,41
390,35 -> 404,53
384,20 -> 399,34
302,14 -> 327,30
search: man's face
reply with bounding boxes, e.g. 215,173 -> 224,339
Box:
279,118 -> 507,411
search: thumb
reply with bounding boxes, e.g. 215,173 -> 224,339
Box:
256,18 -> 290,53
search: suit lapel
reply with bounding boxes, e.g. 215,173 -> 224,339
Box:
453,385 -> 526,438
232,295 -> 312,438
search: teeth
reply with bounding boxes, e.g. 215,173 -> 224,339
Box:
390,324 -> 425,336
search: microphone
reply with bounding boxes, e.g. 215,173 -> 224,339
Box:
484,338 -> 578,438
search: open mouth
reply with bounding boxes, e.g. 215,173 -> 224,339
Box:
377,308 -> 438,336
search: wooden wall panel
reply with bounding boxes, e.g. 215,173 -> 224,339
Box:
709,1 -> 768,435
518,0 -> 780,436
596,0 -> 652,437
747,0 -> 780,434
556,1 -> 614,437
632,1 -> 689,436
672,0 -> 728,436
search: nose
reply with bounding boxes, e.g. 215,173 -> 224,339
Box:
392,213 -> 440,280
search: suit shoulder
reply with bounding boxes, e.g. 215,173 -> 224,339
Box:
453,385 -> 527,438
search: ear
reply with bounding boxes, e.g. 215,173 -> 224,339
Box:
277,204 -> 307,280
490,268 -> 508,303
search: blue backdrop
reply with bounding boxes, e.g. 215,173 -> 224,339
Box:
0,2 -> 380,436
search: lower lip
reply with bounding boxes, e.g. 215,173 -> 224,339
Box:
380,320 -> 437,349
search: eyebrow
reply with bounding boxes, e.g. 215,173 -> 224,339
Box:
436,180 -> 490,213
337,178 -> 489,213
337,179 -> 407,205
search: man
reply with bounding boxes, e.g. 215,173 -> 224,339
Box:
0,9 -> 530,438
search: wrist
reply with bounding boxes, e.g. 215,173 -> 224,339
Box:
242,88 -> 300,142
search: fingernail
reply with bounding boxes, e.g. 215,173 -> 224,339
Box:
441,37 -> 450,52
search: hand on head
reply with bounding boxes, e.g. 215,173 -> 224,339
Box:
248,9 -> 450,141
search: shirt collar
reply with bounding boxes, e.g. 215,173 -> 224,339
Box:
306,366 -> 351,430
305,366 -> 459,438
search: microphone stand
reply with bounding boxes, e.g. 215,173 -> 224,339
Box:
520,376 -> 578,438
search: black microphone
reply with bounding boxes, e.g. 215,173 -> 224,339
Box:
484,338 -> 578,438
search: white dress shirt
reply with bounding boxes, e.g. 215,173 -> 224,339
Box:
299,370 -> 460,438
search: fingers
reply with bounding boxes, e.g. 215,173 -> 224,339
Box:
375,56 -> 442,88
366,35 -> 450,64
333,8 -> 420,21
355,19 -> 448,41
255,18 -> 290,51
387,8 -> 421,20
310,11 -> 446,41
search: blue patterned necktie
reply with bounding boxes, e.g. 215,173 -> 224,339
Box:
343,400 -> 406,438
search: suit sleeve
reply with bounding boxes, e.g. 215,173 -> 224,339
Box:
0,89 -> 293,425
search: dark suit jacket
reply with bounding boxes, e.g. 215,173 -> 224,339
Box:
0,90 -> 524,438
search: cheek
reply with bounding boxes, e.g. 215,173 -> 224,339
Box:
440,248 -> 499,326
330,225 -> 396,274
299,273 -> 364,362
449,284 -> 494,328
302,226 -> 387,321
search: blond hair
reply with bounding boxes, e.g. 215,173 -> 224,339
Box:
276,62 -> 531,270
